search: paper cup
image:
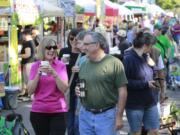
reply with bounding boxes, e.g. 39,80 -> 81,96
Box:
41,61 -> 49,75
62,54 -> 70,65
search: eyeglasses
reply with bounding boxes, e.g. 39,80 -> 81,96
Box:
69,37 -> 75,41
45,46 -> 58,50
83,42 -> 97,46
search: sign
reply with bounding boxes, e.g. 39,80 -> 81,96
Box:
75,14 -> 84,23
126,6 -> 146,14
14,0 -> 40,25
59,0 -> 75,17
0,0 -> 11,7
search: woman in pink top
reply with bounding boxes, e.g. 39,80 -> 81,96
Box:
27,38 -> 68,135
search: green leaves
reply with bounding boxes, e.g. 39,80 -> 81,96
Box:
170,102 -> 180,122
75,5 -> 85,14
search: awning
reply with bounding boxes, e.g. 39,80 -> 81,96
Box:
36,0 -> 64,17
146,4 -> 165,15
118,5 -> 133,16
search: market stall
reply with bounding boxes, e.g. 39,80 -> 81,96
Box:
0,0 -> 64,108
118,5 -> 134,21
0,0 -> 20,108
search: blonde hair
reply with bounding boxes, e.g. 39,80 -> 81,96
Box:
36,38 -> 57,60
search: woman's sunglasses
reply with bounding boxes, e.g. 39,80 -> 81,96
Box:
45,46 -> 58,50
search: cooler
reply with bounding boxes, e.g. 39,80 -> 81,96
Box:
3,86 -> 20,109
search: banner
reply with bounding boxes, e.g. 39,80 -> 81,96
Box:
59,0 -> 75,17
9,19 -> 20,85
0,0 -> 11,7
75,14 -> 84,23
126,6 -> 146,14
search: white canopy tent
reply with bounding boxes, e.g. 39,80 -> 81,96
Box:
146,4 -> 165,16
118,5 -> 133,16
35,0 -> 64,17
0,0 -> 64,18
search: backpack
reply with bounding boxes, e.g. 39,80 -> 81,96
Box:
0,114 -> 30,135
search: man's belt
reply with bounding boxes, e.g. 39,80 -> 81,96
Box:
85,105 -> 115,114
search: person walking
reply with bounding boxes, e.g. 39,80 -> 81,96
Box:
27,38 -> 68,135
116,29 -> 131,60
76,31 -> 128,135
123,32 -> 159,135
31,27 -> 42,47
19,29 -> 36,97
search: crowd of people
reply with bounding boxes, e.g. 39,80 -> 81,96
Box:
17,15 -> 180,135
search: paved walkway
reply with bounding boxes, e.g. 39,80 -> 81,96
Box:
1,88 -> 180,135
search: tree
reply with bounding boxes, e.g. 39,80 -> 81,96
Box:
156,0 -> 180,10
110,0 -> 118,2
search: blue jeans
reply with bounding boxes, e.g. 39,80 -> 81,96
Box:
79,106 -> 117,135
173,34 -> 180,45
126,105 -> 159,133
74,115 -> 80,135
67,94 -> 79,135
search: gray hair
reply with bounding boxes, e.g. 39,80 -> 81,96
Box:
85,31 -> 108,50
76,30 -> 87,40
36,38 -> 57,60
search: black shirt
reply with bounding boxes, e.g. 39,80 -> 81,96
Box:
58,47 -> 79,111
21,40 -> 35,65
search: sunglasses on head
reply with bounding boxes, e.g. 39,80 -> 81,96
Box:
45,46 -> 58,50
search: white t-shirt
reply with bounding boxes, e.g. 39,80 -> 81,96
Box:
154,55 -> 165,70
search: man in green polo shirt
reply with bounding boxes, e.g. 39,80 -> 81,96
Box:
154,25 -> 171,61
154,24 -> 171,90
77,31 -> 128,135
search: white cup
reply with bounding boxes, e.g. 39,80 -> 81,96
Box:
41,61 -> 49,75
62,54 -> 70,65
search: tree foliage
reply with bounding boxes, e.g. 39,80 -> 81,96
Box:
156,0 -> 180,10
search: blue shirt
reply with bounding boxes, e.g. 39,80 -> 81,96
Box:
123,48 -> 158,109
